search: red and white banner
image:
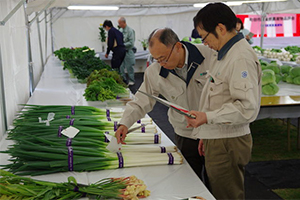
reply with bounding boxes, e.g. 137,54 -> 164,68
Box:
237,14 -> 300,37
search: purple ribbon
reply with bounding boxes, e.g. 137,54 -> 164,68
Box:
58,126 -> 63,137
66,138 -> 72,146
137,120 -> 141,123
71,106 -> 75,115
106,109 -> 110,117
117,152 -> 124,168
66,115 -> 71,119
154,133 -> 159,144
114,121 -> 118,131
69,118 -> 75,126
104,131 -> 109,143
68,146 -> 74,171
107,117 -> 111,121
141,126 -> 145,133
73,186 -> 79,192
167,153 -> 174,165
160,146 -> 166,153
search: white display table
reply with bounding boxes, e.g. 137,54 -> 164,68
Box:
0,56 -> 215,200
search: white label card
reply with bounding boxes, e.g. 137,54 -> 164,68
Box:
104,133 -> 122,153
61,126 -> 80,138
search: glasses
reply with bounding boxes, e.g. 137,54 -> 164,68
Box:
156,43 -> 176,64
202,32 -> 210,43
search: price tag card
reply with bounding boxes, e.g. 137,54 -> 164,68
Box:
61,126 -> 80,138
104,133 -> 122,153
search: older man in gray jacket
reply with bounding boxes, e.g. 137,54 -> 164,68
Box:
115,28 -> 215,184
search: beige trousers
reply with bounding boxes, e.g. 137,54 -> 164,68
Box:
203,134 -> 252,200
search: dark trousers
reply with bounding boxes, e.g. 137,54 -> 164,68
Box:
111,47 -> 126,69
175,134 -> 210,188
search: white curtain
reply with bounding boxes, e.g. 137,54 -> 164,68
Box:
0,0 -> 52,139
53,10 -> 198,52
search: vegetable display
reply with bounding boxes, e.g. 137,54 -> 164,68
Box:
1,104 -> 183,176
63,53 -> 110,81
261,69 -> 279,95
0,169 -> 150,200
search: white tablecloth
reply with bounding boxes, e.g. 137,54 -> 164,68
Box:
0,56 -> 214,200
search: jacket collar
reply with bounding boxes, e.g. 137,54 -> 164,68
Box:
217,32 -> 243,60
159,41 -> 205,86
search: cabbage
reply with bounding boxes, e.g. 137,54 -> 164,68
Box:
262,83 -> 279,95
182,36 -> 194,42
293,77 -> 300,85
275,74 -> 282,84
280,65 -> 292,74
259,60 -> 268,67
290,67 -> 300,78
262,69 -> 276,85
193,38 -> 202,44
286,75 -> 294,83
265,63 -> 280,74
282,73 -> 288,82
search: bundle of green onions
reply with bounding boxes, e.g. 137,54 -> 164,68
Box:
1,104 -> 183,176
1,140 -> 183,175
0,169 -> 150,200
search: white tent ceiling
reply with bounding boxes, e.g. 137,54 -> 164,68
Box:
25,0 -> 300,15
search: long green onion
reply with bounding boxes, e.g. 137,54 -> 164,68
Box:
0,169 -> 150,199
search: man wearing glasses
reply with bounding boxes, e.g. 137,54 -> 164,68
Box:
115,28 -> 215,185
185,3 -> 261,199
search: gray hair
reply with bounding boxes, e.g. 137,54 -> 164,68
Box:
119,17 -> 126,23
148,28 -> 180,48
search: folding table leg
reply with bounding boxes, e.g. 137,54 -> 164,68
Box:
297,117 -> 300,150
287,118 -> 291,151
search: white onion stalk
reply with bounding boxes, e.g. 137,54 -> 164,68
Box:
121,145 -> 177,153
105,118 -> 153,124
125,133 -> 161,144
106,152 -> 183,169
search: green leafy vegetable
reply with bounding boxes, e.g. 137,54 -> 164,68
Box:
262,69 -> 276,85
262,83 -> 279,95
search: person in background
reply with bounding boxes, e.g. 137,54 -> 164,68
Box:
236,17 -> 253,45
103,20 -> 126,71
186,3 -> 261,199
115,28 -> 216,186
191,28 -> 201,39
118,17 -> 136,86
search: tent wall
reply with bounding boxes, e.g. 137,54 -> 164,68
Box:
53,11 -> 198,52
0,0 -> 52,139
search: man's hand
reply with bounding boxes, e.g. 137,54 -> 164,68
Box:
198,139 -> 205,156
184,110 -> 208,128
105,54 -> 108,58
115,125 -> 128,144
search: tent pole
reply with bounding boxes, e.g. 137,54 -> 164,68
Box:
23,1 -> 34,96
50,8 -> 54,54
45,10 -> 48,62
36,12 -> 45,70
260,3 -> 266,49
0,44 -> 8,132
0,0 -> 25,26
28,0 -> 55,25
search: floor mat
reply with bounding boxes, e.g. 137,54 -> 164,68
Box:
246,159 -> 300,189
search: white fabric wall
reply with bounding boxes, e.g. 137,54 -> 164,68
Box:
0,0 -> 52,139
53,11 -> 198,52
0,0 -> 29,140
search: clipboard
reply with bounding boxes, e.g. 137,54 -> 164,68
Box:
138,90 -> 196,119
247,32 -> 254,39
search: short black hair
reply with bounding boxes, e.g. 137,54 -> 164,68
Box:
193,3 -> 237,38
236,17 -> 244,30
103,20 -> 113,28
148,28 -> 179,48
